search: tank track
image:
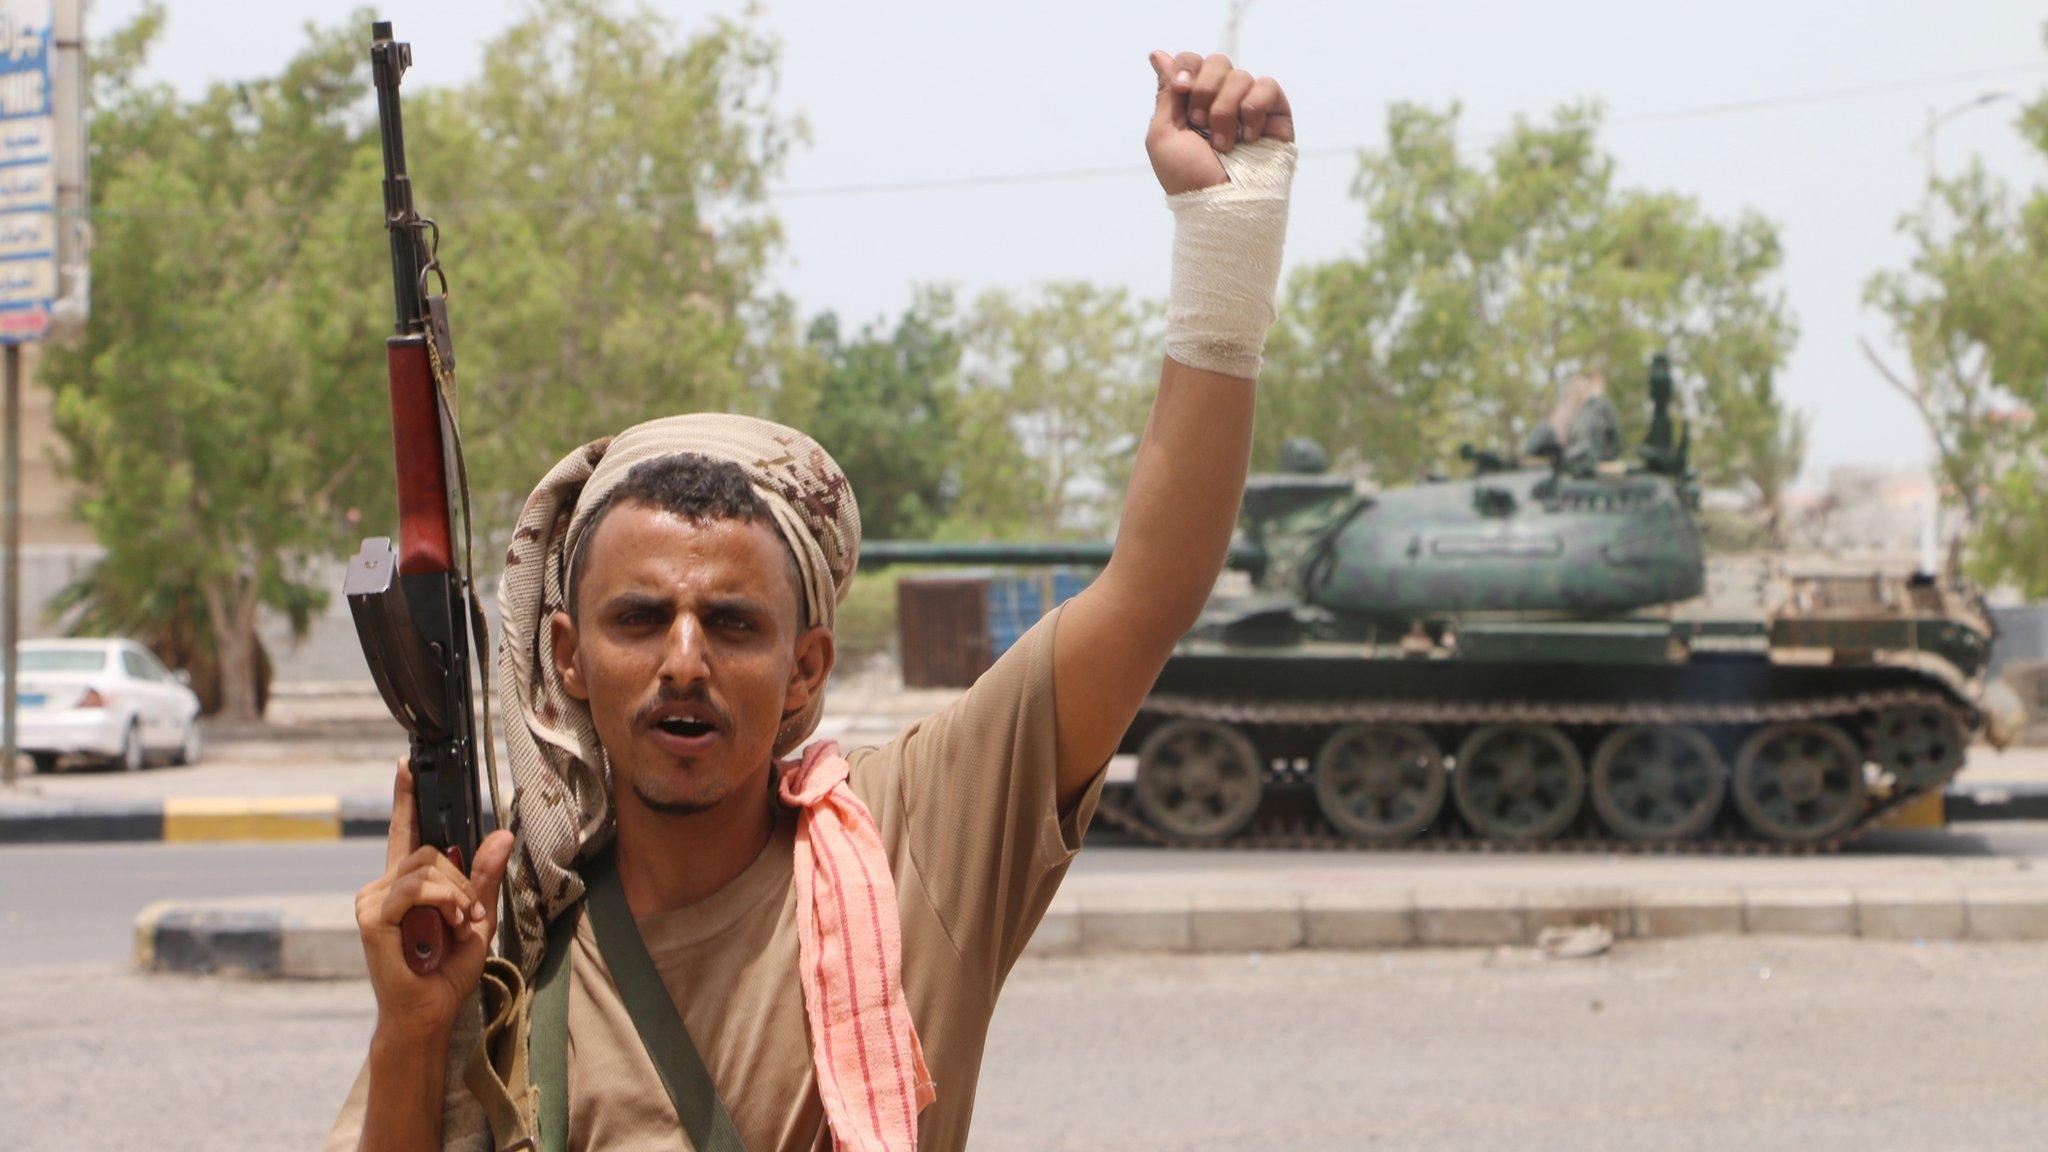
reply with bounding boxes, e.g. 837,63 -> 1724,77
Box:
1098,688 -> 1975,856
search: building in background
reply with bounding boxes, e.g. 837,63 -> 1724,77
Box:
1783,462 -> 1962,568
15,345 -> 98,639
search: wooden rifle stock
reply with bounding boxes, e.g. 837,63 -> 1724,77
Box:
388,336 -> 453,576
390,335 -> 454,975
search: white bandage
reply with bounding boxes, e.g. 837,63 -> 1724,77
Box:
1164,138 -> 1297,379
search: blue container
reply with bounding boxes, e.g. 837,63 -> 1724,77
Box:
986,569 -> 1093,659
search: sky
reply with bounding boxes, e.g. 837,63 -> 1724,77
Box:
92,0 -> 2048,480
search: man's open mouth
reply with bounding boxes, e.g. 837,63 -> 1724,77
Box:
653,716 -> 718,739
640,696 -> 730,751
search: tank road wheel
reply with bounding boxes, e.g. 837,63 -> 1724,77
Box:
1135,719 -> 1265,842
1311,723 -> 1446,842
1451,724 -> 1586,842
1732,722 -> 1867,845
1868,704 -> 1966,788
1590,725 -> 1727,842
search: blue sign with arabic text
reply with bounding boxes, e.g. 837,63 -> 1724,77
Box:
0,0 -> 54,343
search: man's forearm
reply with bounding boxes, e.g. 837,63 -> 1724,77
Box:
1100,357 -> 1256,642
1048,357 -> 1253,807
358,1024 -> 449,1152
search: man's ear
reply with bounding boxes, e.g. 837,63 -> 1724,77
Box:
549,609 -> 590,702
781,624 -> 836,725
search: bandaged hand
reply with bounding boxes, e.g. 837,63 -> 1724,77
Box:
1146,50 -> 1297,380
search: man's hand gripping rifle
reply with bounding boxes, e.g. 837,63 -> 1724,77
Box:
345,20 -> 499,977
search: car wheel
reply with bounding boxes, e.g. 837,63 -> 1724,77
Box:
173,719 -> 203,766
29,752 -> 57,774
118,721 -> 145,772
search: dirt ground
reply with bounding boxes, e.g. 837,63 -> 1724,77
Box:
8,937 -> 2048,1151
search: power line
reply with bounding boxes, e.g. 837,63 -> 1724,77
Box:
79,59 -> 2048,219
775,60 -> 2048,201
1606,61 -> 2048,127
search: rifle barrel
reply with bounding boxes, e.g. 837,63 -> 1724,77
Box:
371,24 -> 423,336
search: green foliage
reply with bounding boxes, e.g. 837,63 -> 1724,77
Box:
1711,369 -> 1808,547
951,283 -> 1160,538
418,0 -> 803,528
1865,145 -> 2048,594
1694,504 -> 1777,554
1268,103 -> 1802,526
792,288 -> 961,540
785,282 -> 1160,544
830,567 -> 899,666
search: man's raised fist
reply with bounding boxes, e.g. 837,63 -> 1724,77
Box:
1146,49 -> 1294,196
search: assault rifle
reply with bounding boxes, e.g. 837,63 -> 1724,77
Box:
345,20 -> 491,977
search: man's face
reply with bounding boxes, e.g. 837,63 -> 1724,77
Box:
551,503 -> 832,821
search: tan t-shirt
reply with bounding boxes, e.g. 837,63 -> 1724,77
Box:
325,607 -> 1102,1151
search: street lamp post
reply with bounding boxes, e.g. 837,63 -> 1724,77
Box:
1916,90 -> 2013,188
1221,0 -> 1258,59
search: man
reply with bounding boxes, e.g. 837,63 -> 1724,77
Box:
329,48 -> 1296,1151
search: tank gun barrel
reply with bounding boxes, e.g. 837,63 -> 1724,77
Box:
861,539 -> 1265,573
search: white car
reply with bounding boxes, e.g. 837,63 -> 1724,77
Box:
16,639 -> 203,773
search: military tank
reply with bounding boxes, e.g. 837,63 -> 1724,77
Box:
865,355 -> 2001,853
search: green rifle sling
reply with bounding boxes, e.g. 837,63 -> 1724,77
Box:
530,897 -> 575,1152
529,850 -> 747,1152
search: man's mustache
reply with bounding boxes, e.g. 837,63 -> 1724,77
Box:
631,683 -> 734,732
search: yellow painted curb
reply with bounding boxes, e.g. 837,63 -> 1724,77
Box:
163,796 -> 342,843
1883,791 -> 1945,830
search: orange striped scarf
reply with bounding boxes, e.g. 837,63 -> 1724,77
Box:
779,741 -> 937,1151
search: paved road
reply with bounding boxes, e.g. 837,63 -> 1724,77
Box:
1,841 -> 385,967
11,824 -> 2048,968
6,938 -> 2048,1150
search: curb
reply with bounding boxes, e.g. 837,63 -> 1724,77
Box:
1021,882 -> 2048,959
0,795 -> 377,845
139,881 -> 2048,978
136,896 -> 363,977
1945,783 -> 2048,822
164,796 -> 341,842
0,798 -> 166,843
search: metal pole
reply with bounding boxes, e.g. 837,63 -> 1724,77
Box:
1917,106 -> 1941,574
3,343 -> 20,787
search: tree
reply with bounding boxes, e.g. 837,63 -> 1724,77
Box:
1268,103 -> 1802,518
792,289 -> 962,540
44,10 -> 391,719
415,0 -> 803,527
1711,369 -> 1809,548
952,283 -> 1160,538
1864,153 -> 2048,592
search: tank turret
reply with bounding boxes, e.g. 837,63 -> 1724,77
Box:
873,357 -> 1704,622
